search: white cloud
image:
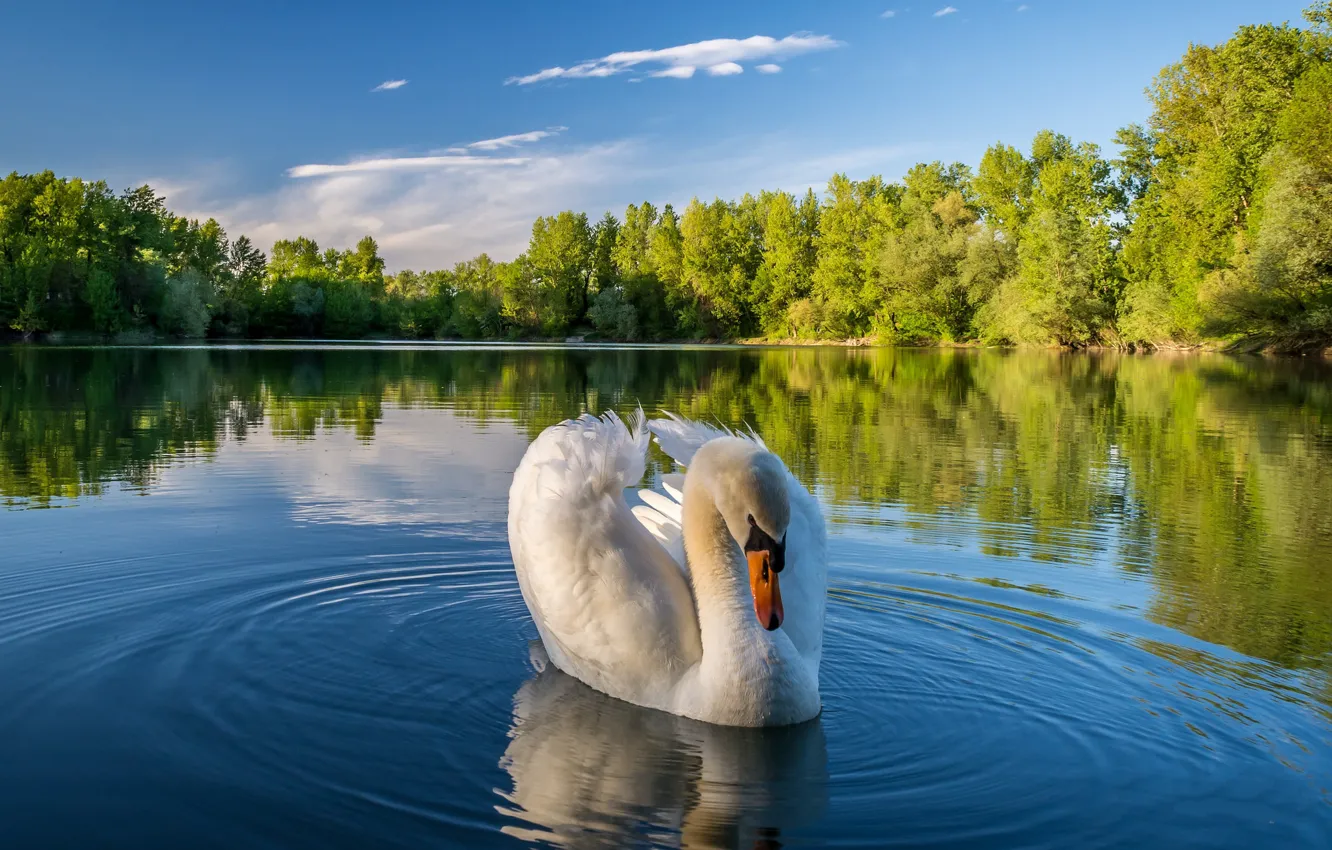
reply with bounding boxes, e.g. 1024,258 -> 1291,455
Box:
756,64 -> 782,74
372,79 -> 408,92
706,62 -> 744,76
881,9 -> 897,17
506,33 -> 841,84
288,155 -> 528,178
651,66 -> 697,79
1016,4 -> 1029,10
465,128 -> 564,150
934,6 -> 958,16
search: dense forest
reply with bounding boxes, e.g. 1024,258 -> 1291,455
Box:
2,4 -> 1330,348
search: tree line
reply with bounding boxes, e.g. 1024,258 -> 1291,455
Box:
2,4 -> 1329,348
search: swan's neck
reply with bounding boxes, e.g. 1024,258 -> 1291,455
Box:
681,485 -> 767,663
675,446 -> 820,725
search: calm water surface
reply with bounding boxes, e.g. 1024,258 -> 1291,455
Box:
2,344 -> 1330,848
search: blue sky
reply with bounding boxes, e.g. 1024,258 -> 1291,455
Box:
0,0 -> 1312,270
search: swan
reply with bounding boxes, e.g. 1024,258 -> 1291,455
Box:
507,410 -> 827,727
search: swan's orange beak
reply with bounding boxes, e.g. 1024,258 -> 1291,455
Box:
747,549 -> 784,631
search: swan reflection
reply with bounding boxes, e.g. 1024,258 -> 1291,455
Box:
496,645 -> 829,849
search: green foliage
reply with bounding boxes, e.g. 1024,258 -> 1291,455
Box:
872,163 -> 979,341
974,144 -> 1033,237
811,174 -> 901,337
753,190 -> 819,337
84,267 -> 121,333
1213,156 -> 1332,339
526,211 -> 593,335
681,197 -> 761,337
323,279 -> 374,338
1118,9 -> 1330,346
449,255 -> 504,338
588,287 -> 639,340
159,269 -> 213,338
1279,63 -> 1332,173
288,282 -> 325,335
996,139 -> 1120,346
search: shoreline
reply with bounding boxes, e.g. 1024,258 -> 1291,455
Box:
7,331 -> 1331,358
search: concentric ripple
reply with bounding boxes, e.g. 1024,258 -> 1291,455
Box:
3,508 -> 1331,848
813,568 -> 1332,849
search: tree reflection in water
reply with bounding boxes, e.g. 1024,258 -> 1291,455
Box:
2,344 -> 1329,686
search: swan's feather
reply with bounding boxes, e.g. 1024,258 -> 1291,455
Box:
660,473 -> 685,503
647,411 -> 765,469
508,410 -> 703,708
629,486 -> 687,568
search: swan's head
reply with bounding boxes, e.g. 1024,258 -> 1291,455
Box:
692,438 -> 791,632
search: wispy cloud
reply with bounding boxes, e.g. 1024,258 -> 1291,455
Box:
506,33 -> 841,85
371,79 -> 408,92
464,127 -> 566,151
168,142 -> 640,270
881,9 -> 897,18
288,155 -> 528,178
756,64 -> 782,74
934,6 -> 958,16
1016,4 -> 1029,10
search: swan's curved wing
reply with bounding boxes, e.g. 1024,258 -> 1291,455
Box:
648,412 -> 827,669
648,411 -> 765,468
627,473 -> 686,568
508,411 -> 703,706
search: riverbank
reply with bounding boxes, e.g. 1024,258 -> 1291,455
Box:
9,328 -> 1332,357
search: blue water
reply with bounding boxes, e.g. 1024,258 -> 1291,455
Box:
1,344 -> 1329,848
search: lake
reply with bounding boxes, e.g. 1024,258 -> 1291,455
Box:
1,343 -> 1330,848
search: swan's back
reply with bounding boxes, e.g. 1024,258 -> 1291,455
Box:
508,412 -> 702,709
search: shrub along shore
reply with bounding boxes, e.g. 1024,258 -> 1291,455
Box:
3,5 -> 1331,353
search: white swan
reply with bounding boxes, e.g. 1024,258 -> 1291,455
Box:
507,410 -> 827,727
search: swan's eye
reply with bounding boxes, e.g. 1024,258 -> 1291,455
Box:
744,518 -> 785,575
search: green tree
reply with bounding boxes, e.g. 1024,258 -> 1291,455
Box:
588,286 -> 639,340
589,211 -> 620,296
984,134 -> 1119,346
811,174 -> 902,336
269,236 -> 324,277
450,254 -> 505,338
527,212 -> 593,334
974,144 -> 1034,239
681,197 -> 760,337
873,162 -> 979,341
753,191 -> 818,337
1118,14 -> 1326,345
159,269 -> 213,338
323,279 -> 375,338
